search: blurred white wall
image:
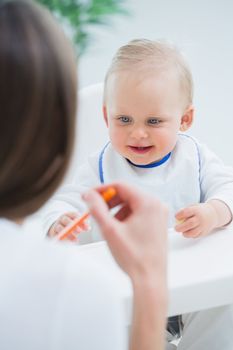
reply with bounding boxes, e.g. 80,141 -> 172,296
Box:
77,0 -> 233,166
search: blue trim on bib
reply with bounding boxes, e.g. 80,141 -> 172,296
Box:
98,143 -> 172,182
127,152 -> 171,168
98,142 -> 110,184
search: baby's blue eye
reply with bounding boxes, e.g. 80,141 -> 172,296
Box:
119,116 -> 130,123
148,118 -> 161,125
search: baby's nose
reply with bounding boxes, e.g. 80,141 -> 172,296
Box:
130,126 -> 148,139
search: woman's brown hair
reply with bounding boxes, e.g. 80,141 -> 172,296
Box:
0,0 -> 77,219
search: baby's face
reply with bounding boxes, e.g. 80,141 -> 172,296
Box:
104,70 -> 191,165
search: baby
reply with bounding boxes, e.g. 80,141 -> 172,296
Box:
44,39 -> 233,350
45,39 -> 233,240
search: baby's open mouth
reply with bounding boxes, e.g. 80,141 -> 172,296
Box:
128,146 -> 153,154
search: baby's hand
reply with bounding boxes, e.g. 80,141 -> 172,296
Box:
175,203 -> 218,238
48,212 -> 90,241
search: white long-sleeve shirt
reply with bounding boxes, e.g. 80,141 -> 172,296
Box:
43,134 -> 233,239
0,218 -> 126,350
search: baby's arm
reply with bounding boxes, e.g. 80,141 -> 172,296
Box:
175,140 -> 233,238
175,200 -> 232,238
42,157 -> 100,238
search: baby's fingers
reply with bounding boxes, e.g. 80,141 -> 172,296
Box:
65,232 -> 79,242
175,206 -> 196,221
60,214 -> 78,227
182,226 -> 202,238
53,223 -> 64,234
66,212 -> 80,220
175,216 -> 199,233
66,212 -> 90,232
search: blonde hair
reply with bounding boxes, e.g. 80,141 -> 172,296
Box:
104,39 -> 193,108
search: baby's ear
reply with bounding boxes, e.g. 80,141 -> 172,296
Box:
102,105 -> 109,127
180,105 -> 194,132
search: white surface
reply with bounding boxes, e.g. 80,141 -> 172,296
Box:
24,217 -> 233,321
168,226 -> 233,316
76,226 -> 233,323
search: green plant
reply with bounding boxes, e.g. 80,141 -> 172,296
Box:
36,0 -> 127,55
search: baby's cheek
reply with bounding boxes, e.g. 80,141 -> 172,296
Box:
111,131 -> 127,152
110,129 -> 123,144
157,132 -> 175,152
